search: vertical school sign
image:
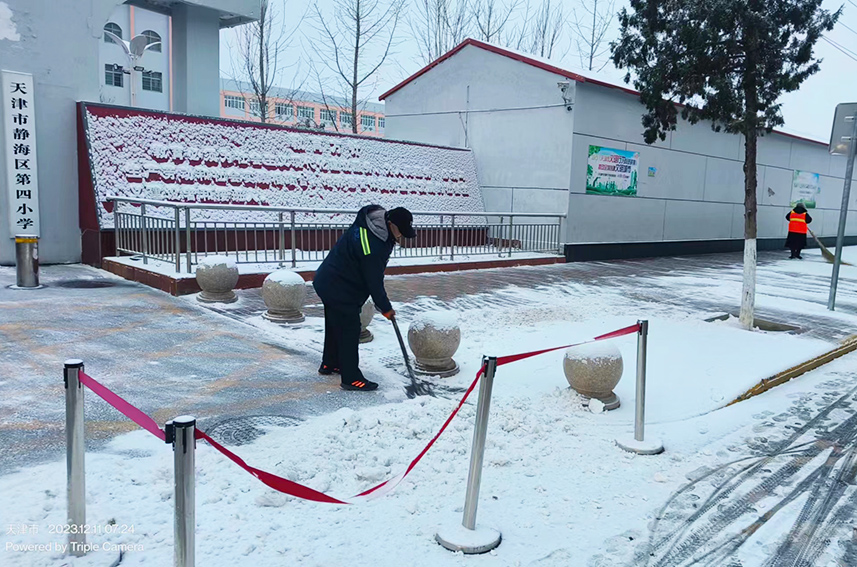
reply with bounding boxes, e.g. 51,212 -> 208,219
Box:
586,145 -> 639,197
2,70 -> 40,237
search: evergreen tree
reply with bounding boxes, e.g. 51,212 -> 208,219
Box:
612,0 -> 839,329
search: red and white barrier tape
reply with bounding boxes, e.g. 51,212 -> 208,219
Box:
77,322 -> 640,504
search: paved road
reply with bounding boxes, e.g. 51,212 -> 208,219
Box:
0,265 -> 382,474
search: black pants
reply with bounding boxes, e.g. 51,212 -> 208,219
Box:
322,302 -> 363,384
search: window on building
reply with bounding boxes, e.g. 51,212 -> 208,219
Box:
104,22 -> 122,43
142,71 -> 162,92
378,117 -> 385,131
249,99 -> 262,115
361,115 -> 375,132
297,106 -> 315,120
224,95 -> 245,111
141,30 -> 161,52
341,112 -> 353,128
104,64 -> 123,88
275,102 -> 293,120
320,108 -> 337,126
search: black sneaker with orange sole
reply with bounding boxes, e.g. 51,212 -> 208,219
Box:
318,364 -> 340,375
341,379 -> 379,391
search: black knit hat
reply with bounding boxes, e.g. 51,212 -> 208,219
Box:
386,207 -> 416,238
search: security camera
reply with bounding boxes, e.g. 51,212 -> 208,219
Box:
557,81 -> 574,111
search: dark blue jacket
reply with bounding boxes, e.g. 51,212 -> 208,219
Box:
312,205 -> 394,312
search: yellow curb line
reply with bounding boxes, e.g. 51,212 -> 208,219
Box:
727,334 -> 857,406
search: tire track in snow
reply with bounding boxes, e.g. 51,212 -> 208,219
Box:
633,382 -> 857,567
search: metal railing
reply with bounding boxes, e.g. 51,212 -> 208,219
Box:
109,197 -> 566,273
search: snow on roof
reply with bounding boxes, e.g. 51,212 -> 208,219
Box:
379,39 -> 827,147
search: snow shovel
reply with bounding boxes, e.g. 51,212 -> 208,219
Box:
808,228 -> 852,266
390,316 -> 433,398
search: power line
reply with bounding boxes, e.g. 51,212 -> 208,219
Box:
840,21 -> 857,38
849,0 -> 857,11
822,35 -> 857,63
825,35 -> 857,60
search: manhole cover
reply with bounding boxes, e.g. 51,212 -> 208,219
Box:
55,279 -> 117,289
204,415 -> 302,446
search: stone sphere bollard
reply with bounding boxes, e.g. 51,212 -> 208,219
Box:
196,255 -> 239,303
563,342 -> 623,410
261,269 -> 306,324
359,300 -> 374,343
407,311 -> 461,377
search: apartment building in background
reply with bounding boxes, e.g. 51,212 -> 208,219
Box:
221,79 -> 386,137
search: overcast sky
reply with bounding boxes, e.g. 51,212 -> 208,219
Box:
219,0 -> 857,143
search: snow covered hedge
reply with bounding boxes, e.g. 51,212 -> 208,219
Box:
82,104 -> 485,228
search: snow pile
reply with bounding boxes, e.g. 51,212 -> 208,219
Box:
197,255 -> 236,270
409,311 -> 459,332
564,341 -> 623,365
83,105 -> 485,229
265,269 -> 305,286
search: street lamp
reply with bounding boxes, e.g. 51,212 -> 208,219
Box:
104,31 -> 160,107
827,102 -> 857,311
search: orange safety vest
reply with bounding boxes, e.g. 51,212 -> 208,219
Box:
788,212 -> 808,234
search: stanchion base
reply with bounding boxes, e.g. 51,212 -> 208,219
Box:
435,523 -> 501,554
8,284 -> 44,290
616,437 -> 664,455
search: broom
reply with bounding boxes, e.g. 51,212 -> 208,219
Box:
808,228 -> 852,266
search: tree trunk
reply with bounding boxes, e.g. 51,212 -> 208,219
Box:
739,26 -> 759,331
589,0 -> 597,71
739,129 -> 758,330
258,1 -> 267,123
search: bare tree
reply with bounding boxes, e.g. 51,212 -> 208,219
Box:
312,0 -> 405,134
571,0 -> 615,71
230,0 -> 303,123
505,0 -> 566,59
473,0 -> 519,43
408,0 -> 473,64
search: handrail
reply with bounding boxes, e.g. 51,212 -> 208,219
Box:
106,196 -> 567,219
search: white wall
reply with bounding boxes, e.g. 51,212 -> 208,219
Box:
133,7 -> 170,111
570,82 -> 855,244
0,0 -> 256,264
385,44 -> 573,219
99,5 -> 170,111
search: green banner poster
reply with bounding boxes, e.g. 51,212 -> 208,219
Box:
586,146 -> 639,196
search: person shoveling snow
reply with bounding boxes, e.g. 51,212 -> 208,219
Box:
312,204 -> 417,391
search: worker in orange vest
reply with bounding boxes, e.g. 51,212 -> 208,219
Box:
785,203 -> 812,259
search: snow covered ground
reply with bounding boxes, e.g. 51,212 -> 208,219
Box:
3,256 -> 855,566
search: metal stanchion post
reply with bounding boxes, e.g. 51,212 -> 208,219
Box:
167,416 -> 196,567
13,235 -> 41,289
436,357 -> 502,554
64,360 -> 86,556
616,321 -> 664,455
